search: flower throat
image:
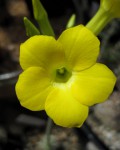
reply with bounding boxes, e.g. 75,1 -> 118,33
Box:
55,67 -> 72,83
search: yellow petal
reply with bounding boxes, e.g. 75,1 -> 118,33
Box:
45,87 -> 89,128
15,67 -> 52,111
20,35 -> 65,71
58,25 -> 100,71
72,63 -> 116,106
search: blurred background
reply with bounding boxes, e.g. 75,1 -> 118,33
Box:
0,0 -> 120,149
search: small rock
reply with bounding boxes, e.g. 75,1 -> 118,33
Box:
94,92 -> 120,130
7,0 -> 29,17
86,142 -> 99,150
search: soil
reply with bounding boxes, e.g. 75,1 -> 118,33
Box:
25,127 -> 83,150
87,91 -> 120,150
0,0 -> 28,73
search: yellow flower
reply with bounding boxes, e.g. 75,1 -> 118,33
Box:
16,25 -> 116,128
101,0 -> 120,18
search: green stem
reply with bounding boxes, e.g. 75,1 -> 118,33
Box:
45,118 -> 53,150
86,7 -> 113,36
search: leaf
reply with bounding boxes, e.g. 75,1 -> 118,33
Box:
24,17 -> 40,37
66,14 -> 76,29
32,0 -> 55,37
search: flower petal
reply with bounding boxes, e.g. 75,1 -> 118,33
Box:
58,25 -> 100,71
45,87 -> 89,128
20,35 -> 65,71
71,63 -> 116,106
16,67 -> 52,111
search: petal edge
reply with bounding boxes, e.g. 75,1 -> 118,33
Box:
72,63 -> 116,106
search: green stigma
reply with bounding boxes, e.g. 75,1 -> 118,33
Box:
55,67 -> 72,83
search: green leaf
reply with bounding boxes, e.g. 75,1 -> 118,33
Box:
24,17 -> 40,37
32,0 -> 55,37
66,14 -> 76,29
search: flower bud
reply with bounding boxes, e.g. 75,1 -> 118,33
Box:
101,0 -> 120,18
86,0 -> 120,35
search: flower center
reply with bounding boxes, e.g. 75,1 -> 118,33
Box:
55,67 -> 72,83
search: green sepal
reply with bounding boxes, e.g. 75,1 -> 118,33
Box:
32,0 -> 55,37
24,17 -> 40,37
66,14 -> 76,29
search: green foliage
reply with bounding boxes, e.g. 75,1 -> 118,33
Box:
24,17 -> 40,37
32,0 -> 55,36
66,14 -> 76,29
